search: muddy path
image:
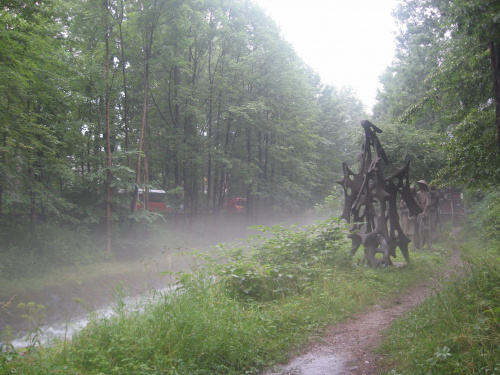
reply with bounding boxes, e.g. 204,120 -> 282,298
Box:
264,231 -> 464,375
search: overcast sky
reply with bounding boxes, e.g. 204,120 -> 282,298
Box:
253,0 -> 399,111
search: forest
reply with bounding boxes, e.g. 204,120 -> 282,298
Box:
1,0 -> 500,374
1,0 -> 499,268
1,0 -> 368,260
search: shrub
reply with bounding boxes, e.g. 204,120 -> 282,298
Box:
468,188 -> 500,242
211,217 -> 350,301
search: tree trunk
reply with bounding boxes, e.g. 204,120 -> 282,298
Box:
167,65 -> 182,218
246,128 -> 252,218
0,133 -> 5,217
104,0 -> 112,254
144,119 -> 150,209
132,62 -> 149,213
118,0 -> 130,168
132,3 -> 160,214
206,12 -> 214,214
490,41 -> 500,156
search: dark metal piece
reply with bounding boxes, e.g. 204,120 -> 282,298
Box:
336,120 -> 422,267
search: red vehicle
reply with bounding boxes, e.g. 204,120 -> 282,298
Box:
137,189 -> 170,212
223,197 -> 246,213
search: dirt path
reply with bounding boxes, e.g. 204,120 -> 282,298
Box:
264,231 -> 464,375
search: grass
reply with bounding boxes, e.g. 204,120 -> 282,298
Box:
0,217 -> 453,374
379,236 -> 500,375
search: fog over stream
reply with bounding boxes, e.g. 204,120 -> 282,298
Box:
4,213 -> 322,350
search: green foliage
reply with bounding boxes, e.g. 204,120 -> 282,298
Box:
69,279 -> 285,374
0,0 -> 369,239
374,0 -> 500,187
380,194 -> 500,374
0,217 -> 450,374
211,218 -> 350,301
375,122 -> 447,183
0,302 -> 47,372
437,106 -> 500,187
0,0 -> 81,226
313,85 -> 367,200
314,185 -> 344,217
16,302 -> 46,353
467,188 -> 500,242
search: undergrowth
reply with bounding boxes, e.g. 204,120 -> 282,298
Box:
380,237 -> 500,375
0,217 -> 450,374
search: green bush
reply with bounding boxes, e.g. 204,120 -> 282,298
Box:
211,218 -> 350,301
468,189 -> 500,242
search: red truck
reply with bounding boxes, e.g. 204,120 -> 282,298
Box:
223,197 -> 246,213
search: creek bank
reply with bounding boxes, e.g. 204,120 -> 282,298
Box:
0,257 -> 181,335
1,213 -> 321,335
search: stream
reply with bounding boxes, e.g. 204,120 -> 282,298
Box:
3,213 -> 320,351
10,284 -> 174,350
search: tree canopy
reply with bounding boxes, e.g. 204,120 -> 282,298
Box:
374,0 -> 500,188
0,0 -> 367,240
2,0 -> 499,255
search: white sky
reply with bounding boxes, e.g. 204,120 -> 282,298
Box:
253,0 -> 399,111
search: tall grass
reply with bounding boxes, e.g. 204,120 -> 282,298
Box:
379,238 -> 500,375
0,217 -> 450,374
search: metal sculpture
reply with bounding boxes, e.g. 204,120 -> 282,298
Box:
336,120 -> 422,267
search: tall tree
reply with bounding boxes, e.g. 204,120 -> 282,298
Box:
1,0 -> 370,236
374,0 -> 500,187
104,0 -> 112,252
130,0 -> 165,214
443,0 -> 500,154
0,0 -> 77,227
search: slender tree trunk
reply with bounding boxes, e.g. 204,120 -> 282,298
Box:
218,115 -> 233,209
206,9 -> 220,215
246,128 -> 252,218
212,89 -> 224,214
104,0 -> 112,253
132,62 -> 149,213
118,0 -> 130,168
0,133 -> 5,216
144,120 -> 150,209
131,0 -> 165,213
212,170 -> 218,213
490,41 -> 500,155
206,125 -> 213,213
132,2 -> 161,213
27,162 -> 36,230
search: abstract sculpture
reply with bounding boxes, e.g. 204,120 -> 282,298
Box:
336,120 -> 422,267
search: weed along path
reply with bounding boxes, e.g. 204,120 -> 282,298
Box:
263,231 -> 464,375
